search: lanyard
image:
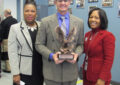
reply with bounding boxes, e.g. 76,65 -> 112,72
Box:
85,31 -> 99,60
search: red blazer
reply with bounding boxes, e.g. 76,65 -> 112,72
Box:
83,29 -> 115,82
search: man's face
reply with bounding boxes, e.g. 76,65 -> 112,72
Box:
54,0 -> 71,15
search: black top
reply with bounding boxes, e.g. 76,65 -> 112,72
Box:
28,27 -> 37,45
28,27 -> 43,85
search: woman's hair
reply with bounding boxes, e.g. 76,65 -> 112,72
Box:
88,7 -> 108,30
24,0 -> 37,10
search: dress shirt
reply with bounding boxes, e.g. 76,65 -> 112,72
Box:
49,12 -> 70,60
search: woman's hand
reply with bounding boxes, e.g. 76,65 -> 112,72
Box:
95,79 -> 105,85
13,74 -> 20,85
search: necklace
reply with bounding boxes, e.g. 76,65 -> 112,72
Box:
27,26 -> 37,32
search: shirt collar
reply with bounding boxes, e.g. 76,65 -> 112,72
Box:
57,12 -> 69,19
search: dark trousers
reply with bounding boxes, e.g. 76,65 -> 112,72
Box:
13,74 -> 43,85
1,52 -> 8,60
0,45 -> 1,75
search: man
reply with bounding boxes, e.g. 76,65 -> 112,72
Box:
35,0 -> 84,85
1,9 -> 17,73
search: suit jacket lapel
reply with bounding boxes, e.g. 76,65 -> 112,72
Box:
69,15 -> 77,36
69,15 -> 74,32
88,30 -> 104,52
50,14 -> 62,49
20,21 -> 33,52
50,14 -> 77,49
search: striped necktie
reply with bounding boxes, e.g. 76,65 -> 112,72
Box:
61,16 -> 66,36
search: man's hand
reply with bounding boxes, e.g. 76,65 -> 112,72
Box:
67,53 -> 78,64
95,79 -> 105,85
53,52 -> 64,64
13,74 -> 20,85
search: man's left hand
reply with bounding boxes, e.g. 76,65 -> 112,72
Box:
66,53 -> 78,64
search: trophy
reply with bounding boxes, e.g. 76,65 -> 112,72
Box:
56,26 -> 77,60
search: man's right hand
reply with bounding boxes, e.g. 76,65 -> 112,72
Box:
13,74 -> 20,85
53,52 -> 64,64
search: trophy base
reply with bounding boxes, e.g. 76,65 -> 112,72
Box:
58,54 -> 73,60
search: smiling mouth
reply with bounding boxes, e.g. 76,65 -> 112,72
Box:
27,17 -> 33,19
91,22 -> 97,25
60,5 -> 66,8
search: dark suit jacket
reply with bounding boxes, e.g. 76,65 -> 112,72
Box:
83,29 -> 115,82
1,16 -> 17,39
0,24 -> 2,42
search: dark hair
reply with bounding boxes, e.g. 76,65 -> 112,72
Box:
88,7 -> 108,30
24,0 -> 37,10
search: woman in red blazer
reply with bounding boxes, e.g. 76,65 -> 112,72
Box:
83,8 -> 115,85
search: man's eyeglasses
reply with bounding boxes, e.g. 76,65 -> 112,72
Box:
56,0 -> 70,2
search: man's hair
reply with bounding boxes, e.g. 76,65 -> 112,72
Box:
5,9 -> 11,15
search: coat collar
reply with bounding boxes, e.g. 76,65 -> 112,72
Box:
20,21 -> 39,52
20,20 -> 39,29
49,14 -> 76,49
85,29 -> 108,53
50,14 -> 76,37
